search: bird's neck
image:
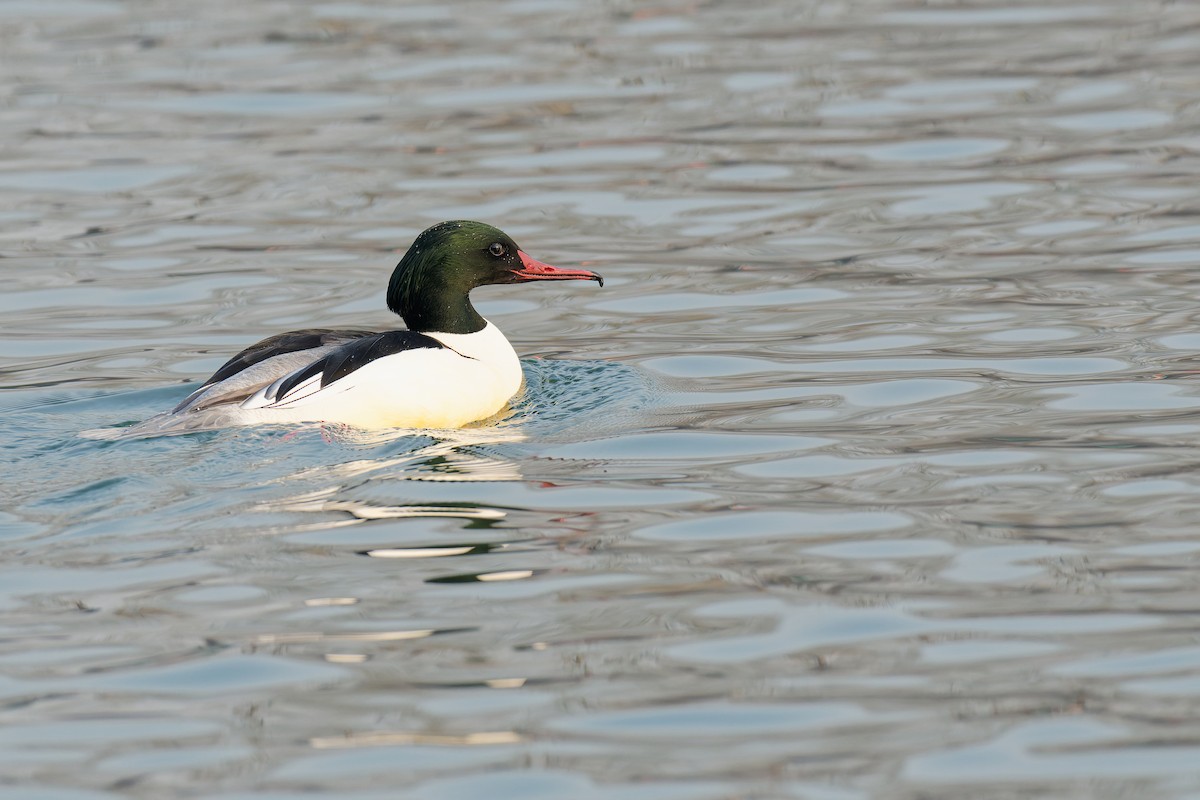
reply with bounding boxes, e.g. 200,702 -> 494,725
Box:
397,287 -> 486,335
387,252 -> 486,334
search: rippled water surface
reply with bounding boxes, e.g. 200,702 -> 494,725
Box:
6,0 -> 1200,797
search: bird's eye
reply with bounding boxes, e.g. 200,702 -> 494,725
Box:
488,242 -> 507,258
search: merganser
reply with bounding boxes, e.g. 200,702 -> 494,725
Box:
132,220 -> 603,433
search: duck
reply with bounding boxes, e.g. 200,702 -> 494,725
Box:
131,220 -> 603,434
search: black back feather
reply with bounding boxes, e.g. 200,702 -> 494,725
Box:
271,330 -> 447,402
205,329 -> 375,386
173,329 -> 376,413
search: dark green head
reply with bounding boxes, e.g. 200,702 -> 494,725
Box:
387,220 -> 602,334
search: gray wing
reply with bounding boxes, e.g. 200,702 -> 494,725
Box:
171,345 -> 352,414
78,352 -> 348,441
172,329 -> 374,413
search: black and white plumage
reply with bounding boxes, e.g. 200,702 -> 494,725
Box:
94,221 -> 602,436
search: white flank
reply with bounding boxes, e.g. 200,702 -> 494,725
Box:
231,320 -> 523,429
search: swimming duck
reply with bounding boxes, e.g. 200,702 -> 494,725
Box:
148,220 -> 602,432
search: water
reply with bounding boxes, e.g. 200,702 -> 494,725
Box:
4,0 -> 1200,796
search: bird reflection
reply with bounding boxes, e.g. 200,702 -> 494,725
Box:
310,730 -> 522,749
260,427 -> 528,525
426,568 -> 540,584
293,425 -> 528,483
362,543 -> 499,558
266,487 -> 507,523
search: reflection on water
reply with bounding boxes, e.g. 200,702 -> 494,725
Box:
6,0 -> 1200,797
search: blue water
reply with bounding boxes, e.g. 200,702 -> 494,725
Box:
6,0 -> 1200,797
